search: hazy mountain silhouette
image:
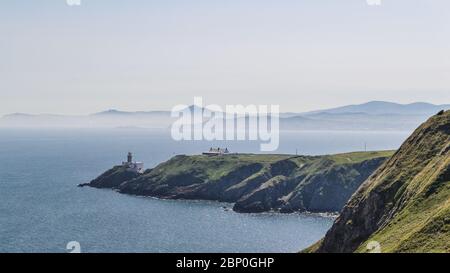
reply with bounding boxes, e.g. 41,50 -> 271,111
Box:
304,101 -> 450,115
1,101 -> 448,130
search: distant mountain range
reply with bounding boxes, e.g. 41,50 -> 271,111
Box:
304,101 -> 450,115
1,101 -> 448,131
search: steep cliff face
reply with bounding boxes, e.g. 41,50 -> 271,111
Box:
312,110 -> 450,253
85,152 -> 392,214
232,157 -> 386,213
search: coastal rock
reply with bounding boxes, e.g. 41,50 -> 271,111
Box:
88,165 -> 140,189
234,157 -> 385,213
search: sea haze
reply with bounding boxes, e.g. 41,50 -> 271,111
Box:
0,128 -> 410,253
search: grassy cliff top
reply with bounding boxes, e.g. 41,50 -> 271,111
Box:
163,150 -> 394,165
326,151 -> 395,164
146,151 -> 394,182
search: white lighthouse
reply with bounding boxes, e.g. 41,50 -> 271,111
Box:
122,152 -> 144,173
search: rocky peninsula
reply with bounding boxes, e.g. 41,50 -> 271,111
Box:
81,151 -> 393,214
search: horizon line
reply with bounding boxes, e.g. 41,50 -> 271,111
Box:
1,100 -> 449,118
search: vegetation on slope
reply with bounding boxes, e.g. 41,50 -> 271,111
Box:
310,110 -> 450,253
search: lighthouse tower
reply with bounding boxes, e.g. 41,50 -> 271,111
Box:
122,152 -> 144,174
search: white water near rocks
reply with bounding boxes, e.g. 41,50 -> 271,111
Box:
0,129 -> 409,252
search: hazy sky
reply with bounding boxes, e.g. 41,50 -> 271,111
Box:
1,0 -> 449,115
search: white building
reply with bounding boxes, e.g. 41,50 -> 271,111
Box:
122,152 -> 144,173
202,147 -> 230,156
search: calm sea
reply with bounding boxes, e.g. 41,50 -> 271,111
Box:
0,129 -> 410,253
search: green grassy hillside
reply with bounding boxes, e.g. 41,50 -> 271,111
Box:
309,110 -> 450,253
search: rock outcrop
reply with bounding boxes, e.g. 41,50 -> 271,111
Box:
81,165 -> 140,188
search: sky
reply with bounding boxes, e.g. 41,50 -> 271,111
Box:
0,0 -> 449,115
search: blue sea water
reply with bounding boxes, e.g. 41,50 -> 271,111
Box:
0,129 -> 410,253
